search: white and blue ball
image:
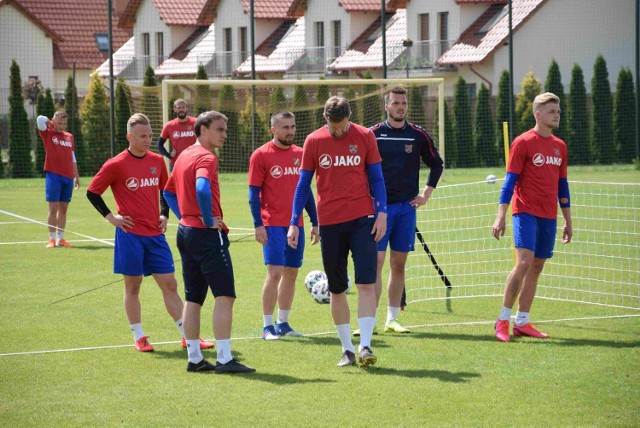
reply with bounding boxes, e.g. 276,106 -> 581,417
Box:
304,270 -> 327,293
311,279 -> 331,304
486,174 -> 497,184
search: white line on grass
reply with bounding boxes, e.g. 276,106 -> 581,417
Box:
0,238 -> 114,246
1,313 -> 638,357
0,209 -> 115,246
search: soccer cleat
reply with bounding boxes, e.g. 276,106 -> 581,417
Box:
46,239 -> 56,248
134,336 -> 154,352
358,346 -> 377,368
337,350 -> 356,367
275,322 -> 303,337
56,239 -> 73,248
494,320 -> 510,342
262,325 -> 280,340
215,359 -> 256,374
186,359 -> 216,373
353,325 -> 379,337
513,323 -> 549,339
181,338 -> 215,349
384,319 -> 411,333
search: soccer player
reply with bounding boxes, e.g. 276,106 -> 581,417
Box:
157,99 -> 197,167
164,110 -> 255,374
87,113 -> 213,353
36,111 -> 80,248
492,92 -> 572,342
248,111 -> 320,340
287,96 -> 387,368
369,86 -> 444,334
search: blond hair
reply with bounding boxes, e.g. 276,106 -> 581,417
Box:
533,92 -> 560,112
53,110 -> 68,120
127,113 -> 151,133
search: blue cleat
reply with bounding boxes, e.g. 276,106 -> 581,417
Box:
275,322 -> 303,337
262,325 -> 280,340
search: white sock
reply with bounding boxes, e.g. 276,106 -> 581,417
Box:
216,339 -> 232,364
130,323 -> 145,341
386,306 -> 400,324
515,311 -> 529,326
263,314 -> 274,328
498,306 -> 512,322
335,324 -> 354,353
49,232 -> 56,240
277,309 -> 290,324
187,339 -> 203,363
57,230 -> 64,240
175,319 -> 185,338
357,317 -> 375,350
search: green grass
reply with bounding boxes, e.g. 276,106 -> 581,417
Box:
0,165 -> 639,426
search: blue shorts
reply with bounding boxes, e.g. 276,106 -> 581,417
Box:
177,225 -> 235,304
319,215 -> 377,293
377,200 -> 416,252
264,226 -> 304,268
45,172 -> 74,203
512,213 -> 557,259
114,228 -> 175,276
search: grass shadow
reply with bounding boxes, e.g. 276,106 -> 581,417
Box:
407,331 -> 498,343
293,335 -> 391,349
350,366 -> 481,383
239,372 -> 335,385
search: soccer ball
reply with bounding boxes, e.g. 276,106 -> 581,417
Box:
486,174 -> 497,184
311,279 -> 331,304
304,270 -> 327,293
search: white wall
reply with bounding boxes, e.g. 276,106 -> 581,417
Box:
305,0 -> 350,48
216,0 -> 282,52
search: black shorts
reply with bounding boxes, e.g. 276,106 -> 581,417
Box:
176,225 -> 235,305
319,215 -> 377,294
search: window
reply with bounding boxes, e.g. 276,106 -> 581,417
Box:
476,7 -> 507,36
142,32 -> 150,56
315,21 -> 325,47
156,32 -> 164,62
438,12 -> 449,55
224,28 -> 232,51
419,14 -> 429,41
332,20 -> 341,56
95,33 -> 109,53
239,27 -> 248,61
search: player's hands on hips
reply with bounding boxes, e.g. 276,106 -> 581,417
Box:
492,216 -> 506,240
371,212 -> 387,242
159,215 -> 168,233
287,225 -> 299,249
255,225 -> 267,246
108,214 -> 135,232
562,223 -> 572,244
309,226 -> 320,245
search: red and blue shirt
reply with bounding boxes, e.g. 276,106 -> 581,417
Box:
160,117 -> 197,164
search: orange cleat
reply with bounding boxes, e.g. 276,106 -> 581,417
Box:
56,239 -> 73,248
494,320 -> 510,342
46,239 -> 56,248
181,337 -> 215,350
134,336 -> 154,352
513,323 -> 549,339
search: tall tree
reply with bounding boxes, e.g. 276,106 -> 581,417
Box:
475,84 -> 497,166
453,76 -> 475,167
515,71 -> 542,136
292,85 -> 313,147
407,85 -> 426,126
81,73 -> 111,175
544,59 -> 568,143
361,71 -> 383,127
8,60 -> 33,178
568,64 -> 591,164
168,84 -> 182,120
268,86 -> 287,113
64,75 -> 87,175
35,88 -> 56,176
614,67 -> 637,163
343,86 -> 360,125
314,80 -> 330,129
114,78 -> 132,153
194,65 -> 212,115
436,99 -> 456,168
495,70 -> 511,165
141,65 -> 161,142
216,85 -> 239,172
591,54 -> 614,164
239,95 -> 270,170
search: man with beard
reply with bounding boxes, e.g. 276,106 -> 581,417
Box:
248,111 -> 319,340
158,99 -> 197,167
368,86 -> 443,335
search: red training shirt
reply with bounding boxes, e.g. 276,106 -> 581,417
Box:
507,129 -> 568,220
38,121 -> 75,178
87,150 -> 168,236
301,122 -> 381,226
160,117 -> 197,164
164,144 -> 229,233
248,140 -> 304,227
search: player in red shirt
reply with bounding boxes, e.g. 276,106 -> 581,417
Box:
248,111 -> 319,340
87,113 -> 213,353
157,99 -> 197,166
287,96 -> 387,368
164,110 -> 255,374
36,111 -> 80,248
492,92 -> 573,342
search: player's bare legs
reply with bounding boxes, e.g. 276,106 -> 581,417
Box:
331,291 -> 350,325
152,273 -> 184,322
56,202 -> 69,235
501,248 -> 535,309
123,275 -> 144,324
47,202 -> 59,236
183,301 -> 202,340
518,257 -> 546,312
213,296 -> 234,340
384,250 -> 410,333
262,265 -> 283,316
277,267 -> 298,311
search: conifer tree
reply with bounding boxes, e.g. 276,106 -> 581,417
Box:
81,73 -> 111,175
269,86 -> 287,113
544,59 -> 568,143
8,60 -> 32,178
475,84 -> 497,166
343,86 -> 360,125
361,71 -> 383,127
515,71 -> 542,136
141,65 -> 161,141
614,67 -> 637,163
437,99 -> 456,168
217,85 -> 239,172
314,81 -> 330,129
292,85 -> 313,147
591,54 -> 614,164
64,75 -> 87,175
453,76 -> 475,167
195,65 -> 212,115
495,70 -> 511,165
568,64 -> 591,164
35,88 -> 56,176
240,94 -> 270,170
407,85 -> 426,126
115,78 -> 132,153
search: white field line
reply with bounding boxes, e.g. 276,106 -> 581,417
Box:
0,238 -> 114,246
1,313 -> 638,357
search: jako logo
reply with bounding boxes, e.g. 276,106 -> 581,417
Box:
319,154 -> 362,168
52,136 -> 72,148
126,177 -> 139,191
532,153 -> 545,167
173,130 -> 195,139
532,153 -> 562,167
126,177 -> 159,191
319,154 -> 332,169
270,165 -> 283,178
270,165 -> 299,178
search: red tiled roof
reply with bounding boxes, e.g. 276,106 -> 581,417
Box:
7,0 -> 132,70
0,0 -> 62,43
239,0 -> 304,19
438,0 -> 546,65
339,0 -> 406,12
95,37 -> 135,78
120,0 -> 217,28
